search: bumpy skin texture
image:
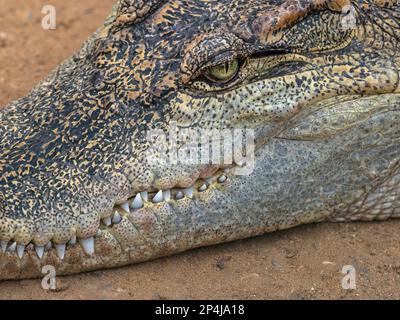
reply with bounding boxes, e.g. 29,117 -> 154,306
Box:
0,0 -> 399,279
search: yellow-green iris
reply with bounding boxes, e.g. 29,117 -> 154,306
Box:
206,59 -> 239,83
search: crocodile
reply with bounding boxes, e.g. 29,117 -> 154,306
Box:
0,0 -> 399,280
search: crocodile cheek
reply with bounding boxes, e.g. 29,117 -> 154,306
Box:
51,225 -> 76,245
104,172 -> 131,207
127,166 -> 155,194
0,218 -> 19,244
31,215 -> 57,247
32,230 -> 53,248
9,219 -> 35,246
199,165 -> 220,179
152,170 -> 200,190
75,212 -> 101,239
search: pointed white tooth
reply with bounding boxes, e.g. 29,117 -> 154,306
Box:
45,241 -> 52,250
1,241 -> 7,253
234,160 -> 244,167
55,244 -> 66,260
164,190 -> 171,202
153,190 -> 163,203
102,217 -> 112,226
131,193 -> 143,209
69,236 -> 76,246
140,191 -> 149,202
17,245 -> 25,259
96,229 -> 102,237
175,191 -> 184,200
79,237 -> 94,255
218,175 -> 227,183
198,184 -> 207,192
35,246 -> 45,259
183,187 -> 194,199
120,202 -> 130,213
7,242 -> 16,252
112,211 -> 122,224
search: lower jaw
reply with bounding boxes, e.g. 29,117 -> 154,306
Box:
2,178 -> 397,280
0,166 -> 255,280
4,142 -> 311,280
0,175 -> 262,280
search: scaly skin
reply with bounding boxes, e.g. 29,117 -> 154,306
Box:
0,0 -> 399,279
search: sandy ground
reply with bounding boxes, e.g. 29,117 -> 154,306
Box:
0,0 -> 399,300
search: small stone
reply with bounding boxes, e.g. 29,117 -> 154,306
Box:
216,256 -> 232,269
285,248 -> 297,259
271,259 -> 282,270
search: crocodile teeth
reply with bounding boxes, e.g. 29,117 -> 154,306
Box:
35,246 -> 45,259
7,242 -> 16,252
164,190 -> 171,202
79,237 -> 94,255
120,202 -> 130,213
102,217 -> 112,226
55,244 -> 66,260
218,175 -> 227,183
153,190 -> 163,203
112,211 -> 122,224
45,241 -> 52,250
1,241 -> 7,253
234,160 -> 244,167
17,245 -> 25,259
140,191 -> 149,202
183,187 -> 194,199
198,184 -> 207,192
69,236 -> 76,246
175,191 -> 184,200
131,193 -> 143,209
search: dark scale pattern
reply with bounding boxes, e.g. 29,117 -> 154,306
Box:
0,0 -> 399,279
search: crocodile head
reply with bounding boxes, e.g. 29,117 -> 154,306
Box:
0,0 -> 399,279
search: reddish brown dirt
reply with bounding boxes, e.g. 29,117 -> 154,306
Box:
0,0 -> 399,300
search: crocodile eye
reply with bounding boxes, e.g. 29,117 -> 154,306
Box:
205,59 -> 239,83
